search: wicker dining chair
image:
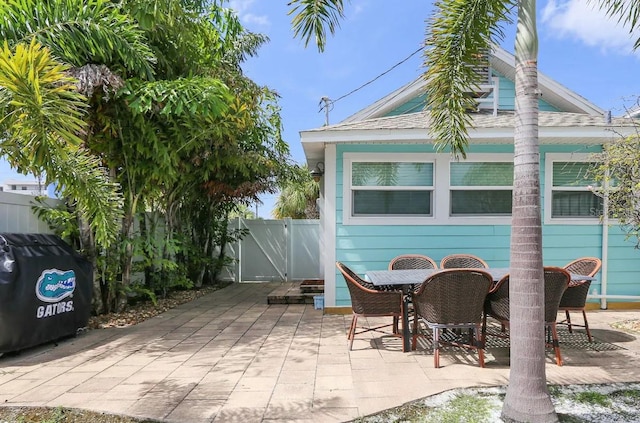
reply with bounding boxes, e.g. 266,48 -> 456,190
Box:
389,254 -> 438,271
558,257 -> 602,342
483,267 -> 571,365
387,254 -> 438,333
336,262 -> 404,350
440,254 -> 488,269
411,269 -> 493,368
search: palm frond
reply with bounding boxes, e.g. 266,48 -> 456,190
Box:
425,0 -> 514,158
589,0 -> 640,49
223,32 -> 270,68
288,0 -> 345,52
51,148 -> 123,247
0,39 -> 87,173
0,0 -> 155,78
0,40 -> 122,246
123,77 -> 232,117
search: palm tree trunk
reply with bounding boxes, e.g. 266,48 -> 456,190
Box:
78,215 -> 103,315
116,192 -> 139,312
502,1 -> 557,422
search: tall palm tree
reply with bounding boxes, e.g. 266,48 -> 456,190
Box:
425,1 -> 554,421
421,1 -> 640,421
286,0 -> 636,421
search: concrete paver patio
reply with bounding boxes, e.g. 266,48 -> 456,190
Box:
0,282 -> 639,422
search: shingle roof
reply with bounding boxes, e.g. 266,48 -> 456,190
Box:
304,111 -> 636,133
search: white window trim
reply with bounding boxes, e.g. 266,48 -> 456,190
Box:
544,153 -> 600,225
343,153 -> 436,225
342,152 -> 514,226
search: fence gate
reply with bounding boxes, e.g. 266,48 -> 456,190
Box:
222,218 -> 321,282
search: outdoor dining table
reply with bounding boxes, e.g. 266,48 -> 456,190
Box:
364,268 -> 596,353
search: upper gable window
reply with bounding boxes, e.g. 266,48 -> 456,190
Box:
350,161 -> 434,217
450,162 -> 513,216
551,161 -> 602,219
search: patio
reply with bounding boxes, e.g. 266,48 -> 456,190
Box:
0,282 -> 639,422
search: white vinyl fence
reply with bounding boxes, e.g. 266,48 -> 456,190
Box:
0,192 -> 59,234
220,218 -> 322,282
0,194 -> 322,282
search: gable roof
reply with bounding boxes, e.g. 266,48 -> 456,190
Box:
300,45 -> 636,163
341,45 -> 605,123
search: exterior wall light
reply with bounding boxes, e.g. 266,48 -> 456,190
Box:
310,162 -> 325,182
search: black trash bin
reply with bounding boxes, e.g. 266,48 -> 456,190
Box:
0,233 -> 92,353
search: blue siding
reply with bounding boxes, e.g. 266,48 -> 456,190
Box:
385,94 -> 427,116
493,71 -> 558,111
382,70 -> 559,117
333,143 -> 640,306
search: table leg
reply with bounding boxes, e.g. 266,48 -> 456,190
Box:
402,293 -> 411,352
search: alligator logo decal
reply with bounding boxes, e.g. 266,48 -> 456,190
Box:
35,269 -> 76,303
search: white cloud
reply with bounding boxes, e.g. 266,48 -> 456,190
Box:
243,13 -> 270,27
541,0 -> 639,54
228,0 -> 254,14
228,0 -> 270,28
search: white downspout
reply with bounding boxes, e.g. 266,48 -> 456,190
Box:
590,167 -> 640,304
600,172 -> 609,309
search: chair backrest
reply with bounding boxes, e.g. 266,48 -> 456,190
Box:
485,267 -> 570,323
563,257 -> 602,279
559,258 -> 601,309
336,262 -> 401,315
412,269 -> 493,324
485,274 -> 510,321
440,254 -> 488,269
336,261 -> 376,291
388,254 -> 437,270
543,267 -> 571,322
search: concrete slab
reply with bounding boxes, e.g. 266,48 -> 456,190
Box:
0,282 -> 637,422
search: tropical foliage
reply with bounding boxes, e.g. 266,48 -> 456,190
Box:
591,134 -> 640,247
0,38 -> 122,247
1,0 -> 292,313
273,165 -> 320,219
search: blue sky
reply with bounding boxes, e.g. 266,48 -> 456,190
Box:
2,0 -> 639,217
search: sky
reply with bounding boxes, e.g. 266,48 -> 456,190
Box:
2,0 -> 639,217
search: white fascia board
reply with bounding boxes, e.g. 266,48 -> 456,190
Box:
301,126 -> 627,148
491,47 -> 605,116
301,128 -> 430,143
538,73 -> 605,116
341,78 -> 427,123
472,126 -> 634,140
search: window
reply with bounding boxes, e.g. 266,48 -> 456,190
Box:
450,162 -> 513,215
551,161 -> 601,218
350,161 -> 434,217
343,152 -> 514,225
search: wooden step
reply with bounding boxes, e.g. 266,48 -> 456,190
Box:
300,279 -> 324,294
267,281 -> 324,305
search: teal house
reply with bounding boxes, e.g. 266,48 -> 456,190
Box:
300,46 -> 640,313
